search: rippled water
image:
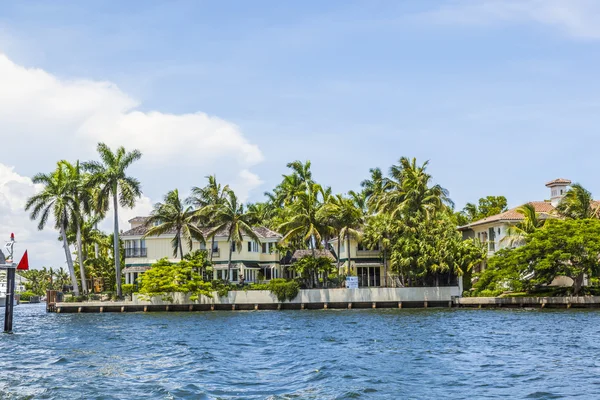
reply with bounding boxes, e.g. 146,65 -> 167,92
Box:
2,304 -> 600,399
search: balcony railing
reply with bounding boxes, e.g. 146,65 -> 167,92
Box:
125,248 -> 147,258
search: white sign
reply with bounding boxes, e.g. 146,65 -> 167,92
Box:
346,276 -> 358,289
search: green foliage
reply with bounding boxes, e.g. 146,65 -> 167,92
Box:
458,196 -> 508,225
476,219 -> 600,296
19,291 -> 37,302
266,278 -> 300,302
138,257 -> 214,301
292,256 -> 335,288
122,284 -> 134,296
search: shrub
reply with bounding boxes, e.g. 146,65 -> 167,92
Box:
19,291 -> 36,302
268,278 -> 300,302
122,284 -> 134,296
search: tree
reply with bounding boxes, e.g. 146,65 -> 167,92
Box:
25,162 -> 80,295
363,213 -> 396,287
490,219 -> 600,295
188,175 -> 230,261
318,195 -> 363,282
144,189 -> 205,259
458,196 -> 508,225
556,183 -> 599,220
84,143 -> 142,298
502,203 -> 546,247
291,256 -> 335,289
204,190 -> 259,281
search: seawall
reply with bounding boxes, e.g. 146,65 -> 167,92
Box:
47,286 -> 461,313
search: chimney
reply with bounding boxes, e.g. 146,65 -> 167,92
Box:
545,178 -> 571,207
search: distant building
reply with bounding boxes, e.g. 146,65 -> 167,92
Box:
121,217 -> 282,286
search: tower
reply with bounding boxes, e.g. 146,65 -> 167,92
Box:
546,178 -> 571,207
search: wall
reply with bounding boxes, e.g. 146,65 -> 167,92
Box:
131,286 -> 461,305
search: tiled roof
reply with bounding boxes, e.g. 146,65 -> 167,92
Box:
128,216 -> 148,224
460,201 -> 556,229
281,249 -> 336,264
121,217 -> 282,240
546,178 -> 572,187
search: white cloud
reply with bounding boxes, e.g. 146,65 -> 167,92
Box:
420,0 -> 600,40
0,52 -> 265,266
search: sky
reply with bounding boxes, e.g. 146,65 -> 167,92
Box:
1,0 -> 600,268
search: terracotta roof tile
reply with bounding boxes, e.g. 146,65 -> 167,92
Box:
460,201 -> 555,229
545,178 -> 572,187
121,217 -> 282,240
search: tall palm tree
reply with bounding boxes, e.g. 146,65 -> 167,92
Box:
25,163 -> 80,295
556,183 -> 599,220
376,157 -> 451,223
204,190 -> 260,281
319,195 -> 363,279
188,175 -> 230,261
363,213 -> 396,287
144,189 -> 205,259
361,167 -> 386,213
84,143 -> 142,298
279,182 -> 326,254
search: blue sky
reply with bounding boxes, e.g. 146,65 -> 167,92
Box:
1,0 -> 600,265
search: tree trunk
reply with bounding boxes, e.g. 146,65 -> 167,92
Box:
76,223 -> 88,294
346,233 -> 352,284
573,272 -> 585,295
61,220 -> 80,296
94,222 -> 99,259
337,234 -> 341,273
227,244 -> 233,282
209,237 -> 215,261
178,232 -> 184,259
112,190 -> 122,298
383,245 -> 388,288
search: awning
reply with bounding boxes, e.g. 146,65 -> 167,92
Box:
242,262 -> 261,270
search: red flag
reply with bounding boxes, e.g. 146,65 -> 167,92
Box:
17,250 -> 29,270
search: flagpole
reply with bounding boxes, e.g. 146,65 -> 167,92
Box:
4,233 -> 15,333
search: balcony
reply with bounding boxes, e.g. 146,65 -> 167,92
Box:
125,248 -> 147,258
356,249 -> 381,257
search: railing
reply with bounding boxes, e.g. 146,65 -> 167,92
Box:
125,248 -> 147,258
356,249 -> 380,257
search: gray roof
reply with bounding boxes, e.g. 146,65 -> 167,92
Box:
121,217 -> 282,240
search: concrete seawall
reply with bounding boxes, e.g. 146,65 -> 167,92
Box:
456,296 -> 600,308
48,286 -> 461,313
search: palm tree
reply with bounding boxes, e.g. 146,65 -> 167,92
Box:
279,182 -> 326,254
188,175 -> 230,261
363,213 -> 396,287
502,203 -> 546,247
361,167 -> 386,212
25,163 -> 80,295
556,183 -> 599,220
144,189 -> 205,259
319,195 -> 363,280
84,143 -> 142,298
204,190 -> 260,281
376,157 -> 451,223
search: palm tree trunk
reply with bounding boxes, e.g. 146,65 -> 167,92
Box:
112,190 -> 122,298
94,222 -> 99,259
337,234 -> 341,273
178,232 -> 184,259
76,223 -> 88,294
209,237 -> 215,261
346,233 -> 352,285
61,220 -> 80,296
383,245 -> 388,288
227,244 -> 233,282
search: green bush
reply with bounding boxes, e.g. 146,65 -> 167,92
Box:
122,284 -> 134,296
267,278 -> 300,302
19,291 -> 37,302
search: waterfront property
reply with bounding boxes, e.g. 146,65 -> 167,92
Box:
459,179 -> 585,273
122,217 -> 283,286
328,237 -> 389,287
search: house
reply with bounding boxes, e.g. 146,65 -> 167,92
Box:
280,249 -> 337,280
328,237 -> 389,287
458,178 -> 574,274
121,217 -> 283,286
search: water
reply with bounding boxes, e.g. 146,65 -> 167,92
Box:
2,304 -> 600,399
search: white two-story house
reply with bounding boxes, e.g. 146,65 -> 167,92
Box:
328,237 -> 386,287
458,178 -> 571,274
122,217 -> 283,286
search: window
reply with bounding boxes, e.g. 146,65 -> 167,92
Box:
248,241 -> 252,252
232,269 -> 238,281
140,239 -> 145,248
341,243 -> 345,253
199,242 -> 207,250
212,242 -> 219,251
231,242 -> 236,252
262,243 -> 267,253
497,228 -> 501,235
269,243 -> 274,252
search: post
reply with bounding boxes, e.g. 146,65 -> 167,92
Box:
4,267 -> 15,333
